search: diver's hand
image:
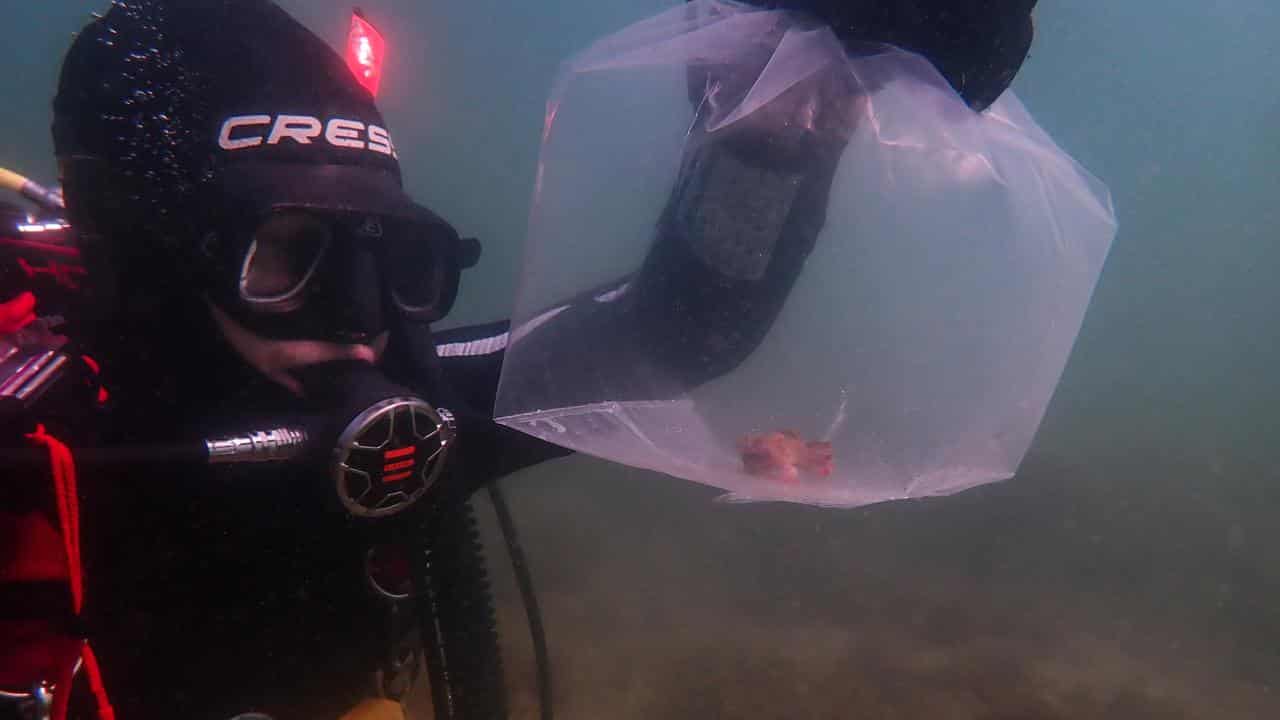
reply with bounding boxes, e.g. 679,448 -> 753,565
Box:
208,301 -> 387,396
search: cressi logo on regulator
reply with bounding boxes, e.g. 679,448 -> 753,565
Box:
331,397 -> 454,518
217,114 -> 398,158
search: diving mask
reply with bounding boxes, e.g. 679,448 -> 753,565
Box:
206,207 -> 472,343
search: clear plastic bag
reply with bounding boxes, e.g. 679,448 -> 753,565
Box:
494,0 -> 1116,507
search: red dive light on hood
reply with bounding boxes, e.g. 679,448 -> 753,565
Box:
346,8 -> 385,97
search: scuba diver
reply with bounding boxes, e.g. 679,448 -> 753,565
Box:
0,1 -> 1036,719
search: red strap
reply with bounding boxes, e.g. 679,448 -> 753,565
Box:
25,425 -> 115,720
80,355 -> 101,376
80,356 -> 110,406
0,291 -> 36,334
81,644 -> 113,720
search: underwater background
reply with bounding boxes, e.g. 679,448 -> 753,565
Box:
4,1 -> 1278,717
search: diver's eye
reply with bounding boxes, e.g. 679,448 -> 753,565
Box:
239,213 -> 333,310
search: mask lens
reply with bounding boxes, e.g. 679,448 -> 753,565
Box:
239,213 -> 332,308
384,235 -> 444,314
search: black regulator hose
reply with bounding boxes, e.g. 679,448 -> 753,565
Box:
487,480 -> 554,720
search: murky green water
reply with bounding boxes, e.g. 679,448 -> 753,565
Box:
4,1 -> 1277,717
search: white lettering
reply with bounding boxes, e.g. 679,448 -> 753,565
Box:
218,114 -> 398,158
367,125 -> 392,155
325,118 -> 366,149
218,115 -> 272,150
267,115 -> 323,145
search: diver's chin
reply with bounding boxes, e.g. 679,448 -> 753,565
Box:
207,300 -> 390,397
